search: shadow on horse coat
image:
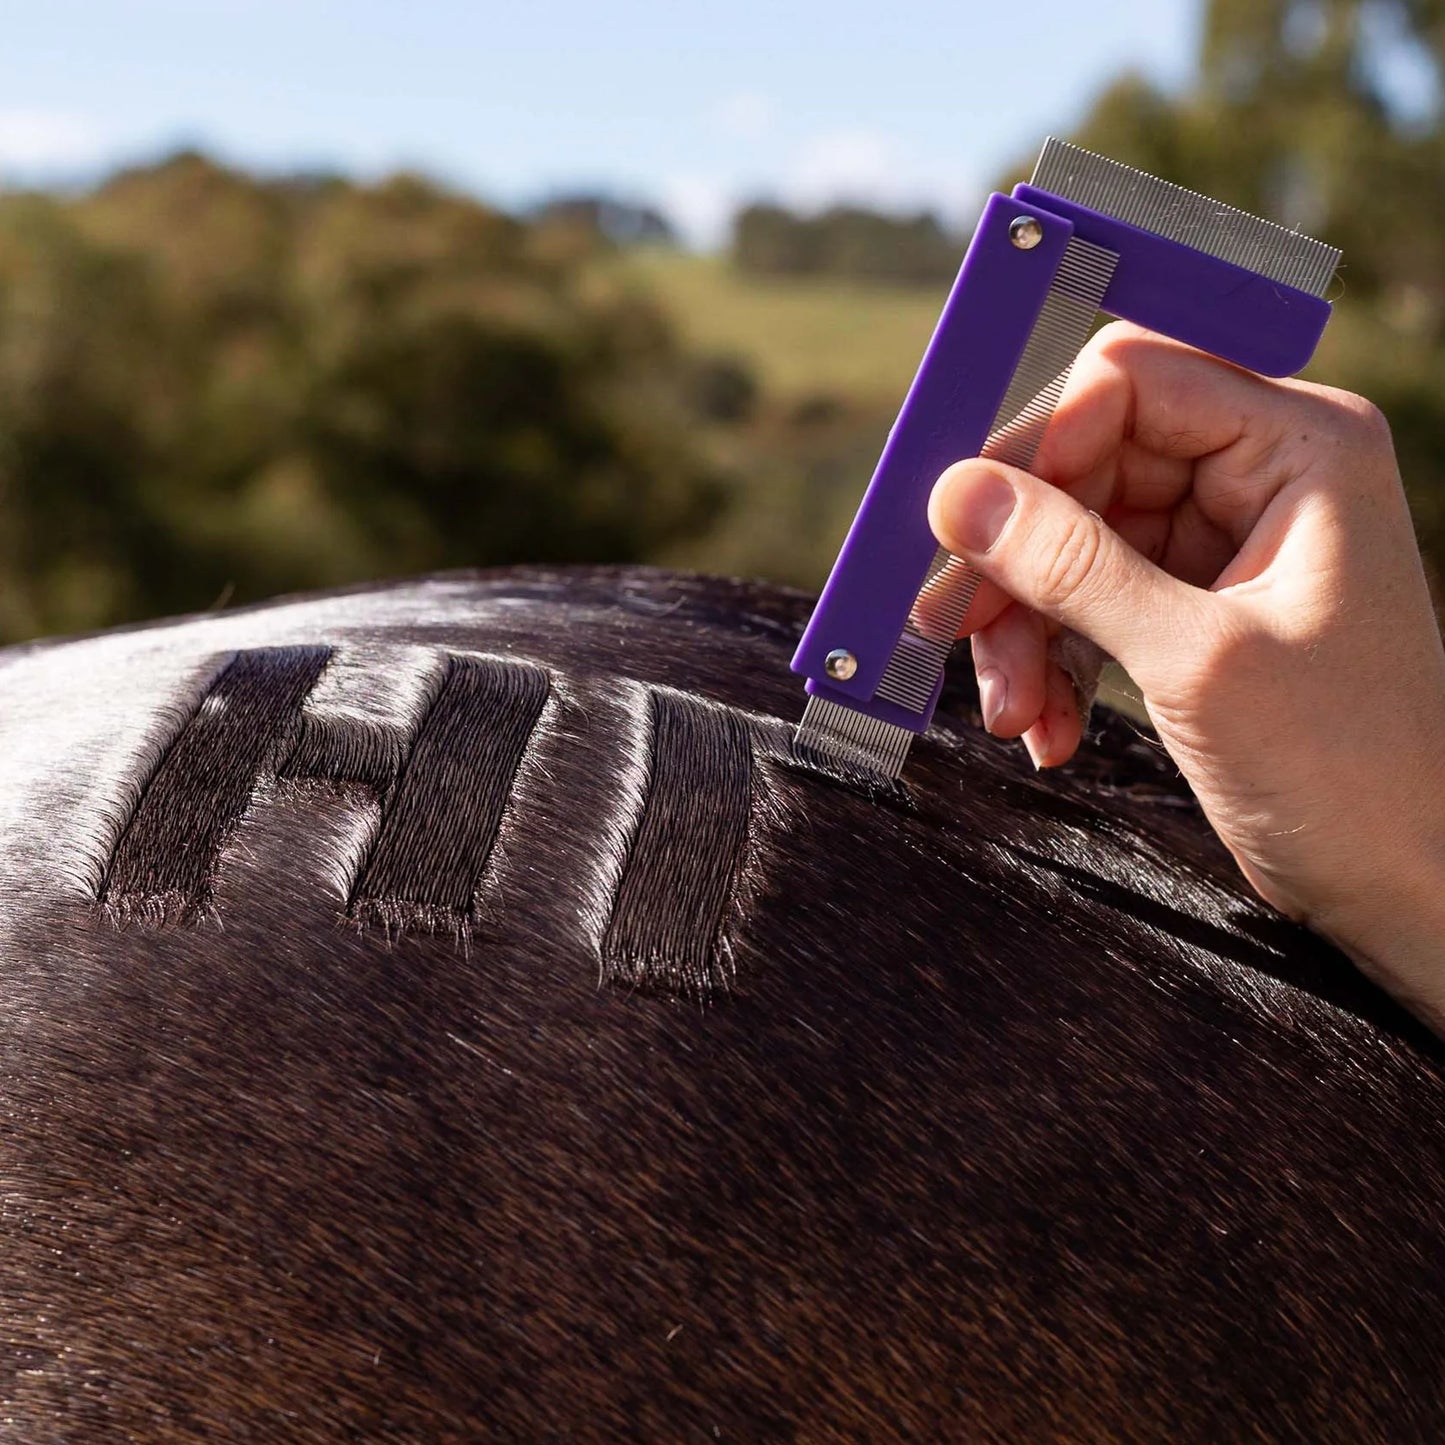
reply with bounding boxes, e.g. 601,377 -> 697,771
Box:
0,566 -> 1441,1441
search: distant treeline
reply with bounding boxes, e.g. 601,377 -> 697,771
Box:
534,189 -> 966,285
731,204 -> 962,284
531,194 -> 677,247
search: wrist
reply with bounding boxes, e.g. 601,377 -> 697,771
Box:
1313,816 -> 1445,1036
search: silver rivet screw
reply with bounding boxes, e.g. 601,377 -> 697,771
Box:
1009,215 -> 1043,250
824,649 -> 858,681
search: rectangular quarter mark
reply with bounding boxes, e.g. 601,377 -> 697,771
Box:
602,691 -> 754,999
349,656 -> 549,928
102,647 -> 332,917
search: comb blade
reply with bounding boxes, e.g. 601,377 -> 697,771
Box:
791,140 -> 1340,783
982,235 -> 1119,471
794,694 -> 911,781
1031,138 -> 1340,299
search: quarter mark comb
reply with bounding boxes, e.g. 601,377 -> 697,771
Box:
790,138 -> 1341,780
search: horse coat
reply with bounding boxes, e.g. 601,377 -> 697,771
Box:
0,568 -> 1441,1441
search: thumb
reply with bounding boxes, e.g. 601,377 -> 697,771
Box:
928,457 -> 1204,686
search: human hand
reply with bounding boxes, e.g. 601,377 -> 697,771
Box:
927,321 -> 1445,1031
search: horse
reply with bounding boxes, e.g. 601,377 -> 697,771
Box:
1,566 -> 1441,1441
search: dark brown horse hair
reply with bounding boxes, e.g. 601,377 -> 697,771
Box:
0,565 -> 1441,1441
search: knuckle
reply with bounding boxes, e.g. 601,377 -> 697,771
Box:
1293,388 -> 1401,503
1311,386 -> 1393,450
1338,389 -> 1388,431
1080,319 -> 1151,377
1037,512 -> 1104,611
1088,317 -> 1149,357
1344,396 -> 1394,454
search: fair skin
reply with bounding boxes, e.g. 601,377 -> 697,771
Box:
927,320 -> 1445,1035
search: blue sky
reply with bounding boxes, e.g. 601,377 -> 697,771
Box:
0,0 -> 1201,244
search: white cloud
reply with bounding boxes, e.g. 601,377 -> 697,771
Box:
0,110 -> 103,173
786,129 -> 896,208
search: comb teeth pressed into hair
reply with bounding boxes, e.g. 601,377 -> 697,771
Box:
794,694 -> 912,781
1031,137 -> 1341,298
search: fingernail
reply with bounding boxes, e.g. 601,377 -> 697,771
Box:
933,464 -> 1017,554
978,667 -> 1006,732
1023,721 -> 1049,771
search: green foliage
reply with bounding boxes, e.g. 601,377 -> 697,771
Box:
602,247 -> 939,587
694,0 -> 1445,602
532,194 -> 677,247
0,155 -> 725,641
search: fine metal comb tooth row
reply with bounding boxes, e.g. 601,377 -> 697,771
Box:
869,235 -> 1120,720
984,235 -> 1119,464
794,694 -> 913,779
1031,139 -> 1340,300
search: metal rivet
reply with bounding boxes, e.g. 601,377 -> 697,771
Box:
824,649 -> 858,681
1009,215 -> 1043,250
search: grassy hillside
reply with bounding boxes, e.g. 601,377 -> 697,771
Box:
612,248 -> 947,403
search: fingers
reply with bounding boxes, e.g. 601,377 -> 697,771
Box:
949,575 -> 1012,637
1107,496 -> 1236,590
970,603 -> 1046,738
944,324 -> 1312,643
969,605 -> 1093,768
928,454 -> 1209,691
969,603 -> 1086,769
1034,321 -> 1327,541
1022,659 -> 1085,770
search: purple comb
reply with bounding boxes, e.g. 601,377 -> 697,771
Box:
791,138 -> 1341,778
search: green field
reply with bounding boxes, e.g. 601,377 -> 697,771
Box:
614,248 -> 947,403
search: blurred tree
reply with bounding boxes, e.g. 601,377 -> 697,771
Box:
0,156 -> 727,641
731,204 -> 823,276
5,4 -> 1444,645
690,0 -> 1445,603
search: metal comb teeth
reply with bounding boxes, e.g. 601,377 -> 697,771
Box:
982,235 -> 1119,472
1031,138 -> 1341,299
794,694 -> 912,780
